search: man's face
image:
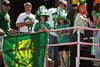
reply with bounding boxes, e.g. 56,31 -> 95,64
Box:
2,4 -> 10,12
58,2 -> 67,10
24,5 -> 32,12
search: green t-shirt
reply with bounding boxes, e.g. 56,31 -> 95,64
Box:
92,10 -> 100,29
92,10 -> 100,18
34,22 -> 51,45
34,22 -> 51,31
56,24 -> 70,43
0,11 -> 10,35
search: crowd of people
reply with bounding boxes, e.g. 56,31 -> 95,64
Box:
0,0 -> 100,67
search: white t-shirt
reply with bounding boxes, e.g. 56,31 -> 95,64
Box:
16,12 -> 37,32
47,8 -> 57,36
73,13 -> 88,34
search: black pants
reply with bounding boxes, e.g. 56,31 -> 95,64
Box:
70,32 -> 93,67
70,32 -> 84,67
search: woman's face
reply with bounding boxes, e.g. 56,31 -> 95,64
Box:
59,19 -> 65,24
78,4 -> 87,14
80,6 -> 86,13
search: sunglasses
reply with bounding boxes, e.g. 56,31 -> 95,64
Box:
4,4 -> 10,6
61,3 -> 67,7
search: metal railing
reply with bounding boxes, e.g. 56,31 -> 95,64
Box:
0,27 -> 100,67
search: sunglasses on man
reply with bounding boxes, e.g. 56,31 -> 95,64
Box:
4,4 -> 10,6
61,3 -> 67,7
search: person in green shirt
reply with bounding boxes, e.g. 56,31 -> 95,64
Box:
0,0 -> 17,67
92,2 -> 100,29
47,1 -> 68,67
92,2 -> 100,66
55,10 -> 70,67
0,0 -> 17,36
0,0 -> 11,36
34,5 -> 51,67
34,5 -> 51,32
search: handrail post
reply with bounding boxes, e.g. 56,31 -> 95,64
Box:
76,29 -> 81,67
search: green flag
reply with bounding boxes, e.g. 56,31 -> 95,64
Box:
2,32 -> 48,67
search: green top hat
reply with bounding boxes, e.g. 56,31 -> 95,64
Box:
35,5 -> 49,20
80,0 -> 86,4
55,8 -> 70,24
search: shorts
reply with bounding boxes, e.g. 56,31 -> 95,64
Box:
58,45 -> 69,51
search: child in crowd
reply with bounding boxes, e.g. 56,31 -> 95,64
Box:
34,5 -> 51,32
33,5 -> 51,67
55,10 -> 70,67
